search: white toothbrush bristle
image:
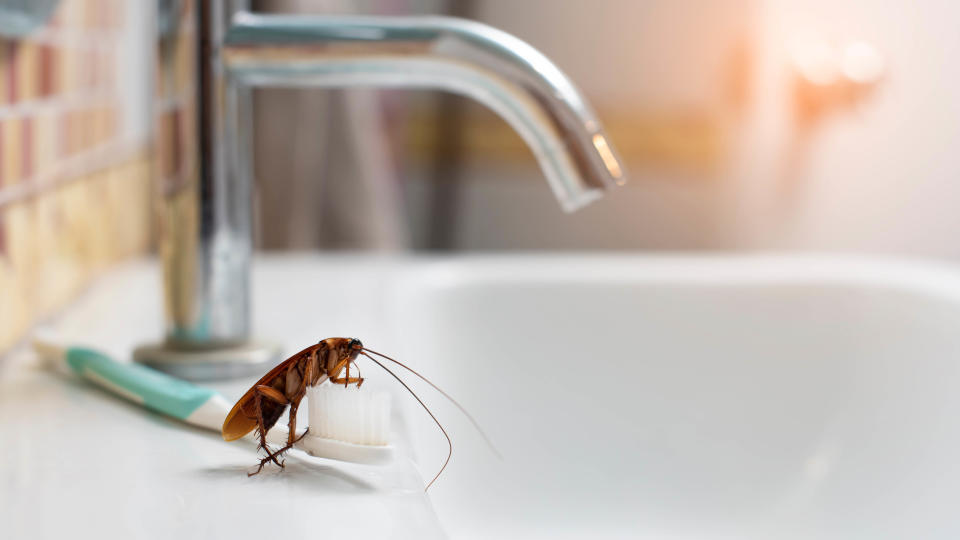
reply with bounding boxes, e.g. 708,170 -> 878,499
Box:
307,384 -> 391,446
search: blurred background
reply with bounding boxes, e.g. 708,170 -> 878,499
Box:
0,0 -> 956,351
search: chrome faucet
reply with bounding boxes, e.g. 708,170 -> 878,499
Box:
136,1 -> 627,379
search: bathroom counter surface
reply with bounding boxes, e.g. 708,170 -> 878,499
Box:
0,256 -> 445,540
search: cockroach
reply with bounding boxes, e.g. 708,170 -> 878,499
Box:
221,337 -> 493,489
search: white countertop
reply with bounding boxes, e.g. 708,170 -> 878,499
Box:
9,254 -> 960,538
0,257 -> 446,540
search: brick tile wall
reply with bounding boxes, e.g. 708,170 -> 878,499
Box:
0,0 -> 158,352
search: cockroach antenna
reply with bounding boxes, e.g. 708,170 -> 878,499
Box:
362,353 -> 451,490
361,347 -> 501,458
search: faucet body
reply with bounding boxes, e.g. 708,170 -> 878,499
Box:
141,1 -> 626,378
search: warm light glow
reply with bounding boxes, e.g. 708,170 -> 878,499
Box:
790,34 -> 840,86
592,134 -> 625,184
842,41 -> 884,84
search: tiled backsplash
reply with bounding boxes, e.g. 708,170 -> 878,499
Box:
0,0 -> 153,352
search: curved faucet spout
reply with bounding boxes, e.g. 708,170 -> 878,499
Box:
222,13 -> 626,211
139,4 -> 629,379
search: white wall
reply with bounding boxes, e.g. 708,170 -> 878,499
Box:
440,1 -> 960,258
733,0 -> 960,257
474,0 -> 750,112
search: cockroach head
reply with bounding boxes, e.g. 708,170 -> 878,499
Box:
318,337 -> 363,359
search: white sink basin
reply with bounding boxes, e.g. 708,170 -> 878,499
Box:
391,255 -> 960,539
5,254 -> 960,539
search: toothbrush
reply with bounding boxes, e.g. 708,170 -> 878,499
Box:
32,339 -> 394,465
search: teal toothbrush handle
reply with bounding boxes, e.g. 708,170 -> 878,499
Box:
65,347 -> 217,421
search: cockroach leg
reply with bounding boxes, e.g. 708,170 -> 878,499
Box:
258,354 -> 316,468
249,385 -> 289,475
251,454 -> 277,476
285,404 -> 299,447
283,356 -> 314,448
251,395 -> 275,469
329,376 -> 364,386
352,362 -> 364,387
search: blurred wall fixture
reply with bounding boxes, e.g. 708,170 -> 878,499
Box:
789,34 -> 885,123
135,0 -> 628,379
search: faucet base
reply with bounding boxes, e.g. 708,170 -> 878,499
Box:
133,340 -> 283,381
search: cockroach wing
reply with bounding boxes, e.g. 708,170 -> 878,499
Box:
220,344 -> 318,441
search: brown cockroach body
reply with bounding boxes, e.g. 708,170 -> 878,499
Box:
223,337 -> 495,488
221,337 -> 365,475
